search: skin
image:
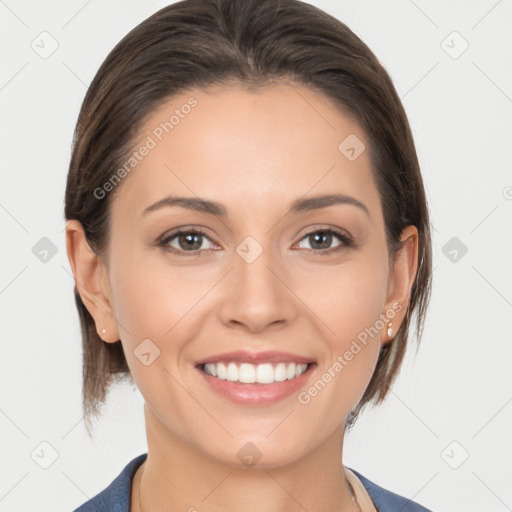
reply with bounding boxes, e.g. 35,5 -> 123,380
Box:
66,83 -> 418,512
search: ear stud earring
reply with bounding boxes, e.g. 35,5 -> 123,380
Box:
387,322 -> 393,338
101,328 -> 106,334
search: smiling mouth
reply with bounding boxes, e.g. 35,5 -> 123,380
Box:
197,361 -> 315,385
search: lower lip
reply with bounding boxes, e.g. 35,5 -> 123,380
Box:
196,364 -> 316,406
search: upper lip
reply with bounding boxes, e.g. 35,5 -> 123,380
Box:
195,350 -> 316,366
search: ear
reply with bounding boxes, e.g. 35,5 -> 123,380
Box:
65,219 -> 120,343
381,224 -> 419,346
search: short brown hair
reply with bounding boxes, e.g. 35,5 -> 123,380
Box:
64,0 -> 432,435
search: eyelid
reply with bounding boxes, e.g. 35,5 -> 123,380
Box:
294,224 -> 353,242
294,227 -> 353,252
156,227 -> 218,255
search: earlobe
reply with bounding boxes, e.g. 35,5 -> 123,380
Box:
65,220 -> 120,343
382,225 -> 419,344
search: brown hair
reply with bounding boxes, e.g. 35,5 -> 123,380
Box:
64,0 -> 432,435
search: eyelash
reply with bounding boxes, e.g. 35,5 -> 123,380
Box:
157,227 -> 353,258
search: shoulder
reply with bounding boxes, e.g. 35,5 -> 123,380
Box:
348,467 -> 433,512
72,453 -> 148,512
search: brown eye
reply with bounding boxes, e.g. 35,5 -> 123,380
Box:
159,229 -> 215,256
297,228 -> 353,254
307,231 -> 336,250
175,232 -> 204,251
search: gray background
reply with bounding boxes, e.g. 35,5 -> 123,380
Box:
1,0 -> 511,510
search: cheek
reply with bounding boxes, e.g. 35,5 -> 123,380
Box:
298,252 -> 389,342
294,253 -> 389,408
107,246 -> 214,390
107,259 -> 186,418
109,249 -> 201,339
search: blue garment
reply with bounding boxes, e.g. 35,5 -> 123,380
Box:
73,453 -> 432,511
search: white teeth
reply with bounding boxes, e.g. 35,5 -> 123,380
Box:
217,362 -> 226,379
257,363 -> 274,384
202,361 -> 309,383
204,363 -> 217,377
226,362 -> 238,381
274,363 -> 287,382
239,363 -> 256,383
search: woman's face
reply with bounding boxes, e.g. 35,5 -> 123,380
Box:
93,84 -> 414,467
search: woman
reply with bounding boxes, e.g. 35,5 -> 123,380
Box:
65,0 -> 433,510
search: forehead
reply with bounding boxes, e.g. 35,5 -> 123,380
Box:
112,84 -> 380,219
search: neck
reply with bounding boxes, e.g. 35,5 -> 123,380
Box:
132,403 -> 357,512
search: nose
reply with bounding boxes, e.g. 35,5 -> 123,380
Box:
218,241 -> 299,334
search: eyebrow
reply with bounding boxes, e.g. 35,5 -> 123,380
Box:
141,193 -> 370,218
